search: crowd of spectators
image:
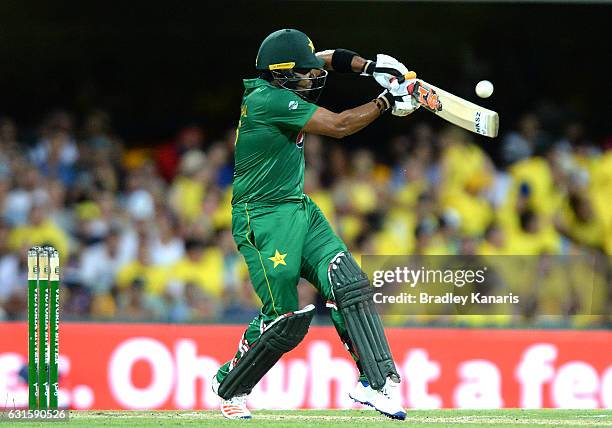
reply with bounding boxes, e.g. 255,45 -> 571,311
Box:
0,108 -> 609,326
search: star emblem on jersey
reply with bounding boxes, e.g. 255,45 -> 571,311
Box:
268,250 -> 287,268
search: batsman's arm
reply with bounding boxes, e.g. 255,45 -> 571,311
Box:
316,49 -> 375,74
303,93 -> 394,139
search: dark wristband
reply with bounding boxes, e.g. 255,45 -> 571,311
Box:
381,91 -> 395,109
374,91 -> 395,113
362,60 -> 376,75
331,48 -> 359,73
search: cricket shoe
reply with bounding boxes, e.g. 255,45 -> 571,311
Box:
211,375 -> 252,419
349,380 -> 376,408
369,376 -> 406,420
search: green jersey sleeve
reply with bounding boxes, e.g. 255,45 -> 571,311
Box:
266,89 -> 318,132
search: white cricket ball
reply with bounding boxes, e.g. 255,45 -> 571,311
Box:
475,80 -> 494,98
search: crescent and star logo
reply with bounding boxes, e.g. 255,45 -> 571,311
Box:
296,131 -> 304,149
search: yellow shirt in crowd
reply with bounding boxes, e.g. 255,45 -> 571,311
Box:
170,176 -> 206,222
116,261 -> 171,296
9,220 -> 69,258
170,247 -> 224,298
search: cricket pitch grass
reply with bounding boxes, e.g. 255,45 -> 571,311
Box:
3,409 -> 611,427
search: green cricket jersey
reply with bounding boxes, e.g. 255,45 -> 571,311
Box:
231,78 -> 318,205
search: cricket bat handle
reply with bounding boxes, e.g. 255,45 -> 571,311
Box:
396,71 -> 417,84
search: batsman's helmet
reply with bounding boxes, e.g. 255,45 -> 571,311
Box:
255,29 -> 327,103
256,29 -> 325,71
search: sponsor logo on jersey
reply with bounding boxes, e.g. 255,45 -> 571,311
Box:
296,131 -> 304,148
288,100 -> 299,110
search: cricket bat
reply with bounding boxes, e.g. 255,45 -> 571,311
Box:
403,74 -> 499,138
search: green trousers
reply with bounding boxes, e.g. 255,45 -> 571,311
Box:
216,194 -> 365,383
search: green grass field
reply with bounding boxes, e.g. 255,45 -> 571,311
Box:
2,409 -> 611,427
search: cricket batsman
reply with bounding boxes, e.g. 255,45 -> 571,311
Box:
212,28 -> 427,420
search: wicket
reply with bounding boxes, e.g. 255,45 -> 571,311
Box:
27,246 -> 60,410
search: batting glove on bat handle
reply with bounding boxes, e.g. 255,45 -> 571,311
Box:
385,73 -> 418,117
372,54 -> 410,90
392,95 -> 420,117
388,71 -> 417,98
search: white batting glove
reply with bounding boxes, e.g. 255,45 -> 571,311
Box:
392,95 -> 421,116
372,54 -> 408,90
389,72 -> 419,116
377,88 -> 419,116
